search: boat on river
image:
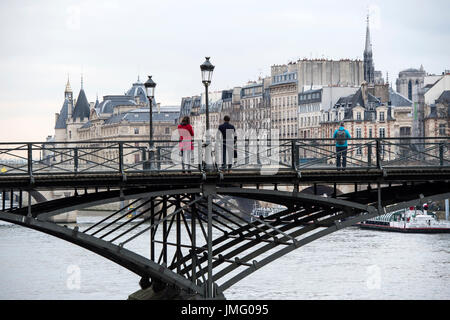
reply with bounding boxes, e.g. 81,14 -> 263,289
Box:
358,206 -> 450,233
250,204 -> 285,223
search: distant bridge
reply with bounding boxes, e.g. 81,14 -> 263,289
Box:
0,137 -> 449,299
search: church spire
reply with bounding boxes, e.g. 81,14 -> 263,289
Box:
65,75 -> 72,93
64,75 -> 73,104
364,14 -> 372,54
363,13 -> 375,84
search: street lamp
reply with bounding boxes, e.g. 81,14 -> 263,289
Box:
200,57 -> 215,133
144,75 -> 156,169
200,57 -> 215,171
200,57 -> 215,298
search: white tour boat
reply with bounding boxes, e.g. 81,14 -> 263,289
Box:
250,204 -> 285,223
358,206 -> 450,233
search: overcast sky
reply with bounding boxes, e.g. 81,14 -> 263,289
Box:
0,0 -> 449,142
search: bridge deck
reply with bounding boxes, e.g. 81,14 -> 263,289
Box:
1,167 -> 449,189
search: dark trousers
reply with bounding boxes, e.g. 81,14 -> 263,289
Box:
336,146 -> 347,168
222,144 -> 233,169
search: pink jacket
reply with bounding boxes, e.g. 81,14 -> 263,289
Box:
178,124 -> 194,151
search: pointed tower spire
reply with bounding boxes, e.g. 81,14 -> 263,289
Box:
64,75 -> 73,108
365,13 -> 372,54
363,12 -> 375,84
65,75 -> 72,93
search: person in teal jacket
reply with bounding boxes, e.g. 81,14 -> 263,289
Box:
333,122 -> 351,170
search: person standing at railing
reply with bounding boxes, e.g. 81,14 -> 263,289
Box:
333,121 -> 351,170
218,115 -> 237,172
178,116 -> 194,173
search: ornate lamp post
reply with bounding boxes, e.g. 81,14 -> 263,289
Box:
200,57 -> 215,132
144,75 -> 156,169
200,57 -> 215,171
200,56 -> 216,298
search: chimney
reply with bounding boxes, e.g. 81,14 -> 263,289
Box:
361,82 -> 368,107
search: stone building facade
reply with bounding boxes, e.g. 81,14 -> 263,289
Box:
396,66 -> 427,103
319,82 -> 415,164
269,70 -> 298,139
46,78 -> 180,166
271,59 -> 364,93
298,86 -> 359,139
239,79 -> 271,137
424,87 -> 450,139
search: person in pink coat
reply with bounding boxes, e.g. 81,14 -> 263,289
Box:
178,116 -> 194,173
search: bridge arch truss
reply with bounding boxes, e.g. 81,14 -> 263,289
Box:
1,180 -> 449,299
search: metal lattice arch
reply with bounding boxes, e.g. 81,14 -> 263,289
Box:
1,181 -> 449,299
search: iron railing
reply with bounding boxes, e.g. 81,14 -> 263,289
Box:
0,137 -> 448,176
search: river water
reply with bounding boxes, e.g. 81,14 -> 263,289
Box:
0,215 -> 449,300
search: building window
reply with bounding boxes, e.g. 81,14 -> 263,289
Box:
356,128 -> 362,138
357,145 -> 362,156
408,80 -> 413,101
134,128 -> 139,134
356,112 -> 362,120
439,124 -> 446,136
379,111 -> 385,122
379,127 -> 385,138
400,127 -> 411,137
165,127 -> 170,134
369,128 -> 373,138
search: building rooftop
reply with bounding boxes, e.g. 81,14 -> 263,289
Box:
72,89 -> 90,121
55,99 -> 71,129
389,88 -> 412,107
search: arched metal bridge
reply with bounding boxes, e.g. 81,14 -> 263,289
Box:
0,137 -> 449,299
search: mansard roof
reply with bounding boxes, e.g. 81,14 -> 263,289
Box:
80,120 -> 92,129
103,108 -> 180,125
389,88 -> 412,107
96,95 -> 137,114
333,88 -> 381,111
437,90 -> 450,104
180,96 -> 199,118
126,80 -> 148,105
55,99 -> 71,129
72,89 -> 90,121
200,99 -> 223,113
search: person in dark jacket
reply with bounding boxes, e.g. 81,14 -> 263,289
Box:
218,115 -> 236,172
178,116 -> 194,173
333,122 -> 351,170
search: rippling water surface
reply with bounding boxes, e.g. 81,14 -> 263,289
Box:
0,216 -> 449,300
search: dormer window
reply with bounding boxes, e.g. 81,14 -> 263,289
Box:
356,112 -> 362,120
380,111 -> 385,121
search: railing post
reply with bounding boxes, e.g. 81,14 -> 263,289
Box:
191,194 -> 197,286
245,138 -> 249,165
156,146 -> 161,170
19,190 -> 22,209
74,147 -> 78,173
367,142 -> 372,167
10,189 -> 13,212
207,194 -> 213,298
27,143 -> 33,177
376,139 -> 382,169
291,140 -> 299,170
119,142 -> 124,174
150,197 -> 155,261
197,140 -> 203,172
439,142 -> 444,166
